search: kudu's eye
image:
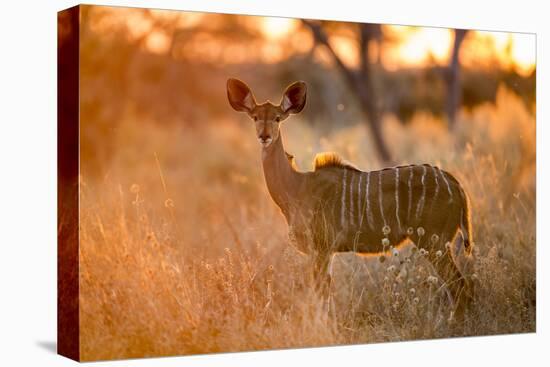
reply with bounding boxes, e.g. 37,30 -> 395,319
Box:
275,116 -> 281,122
253,116 -> 258,122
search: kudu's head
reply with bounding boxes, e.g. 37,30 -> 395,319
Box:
227,78 -> 307,148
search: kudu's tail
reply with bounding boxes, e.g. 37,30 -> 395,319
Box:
459,186 -> 473,254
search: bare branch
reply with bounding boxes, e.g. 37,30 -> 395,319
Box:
302,20 -> 359,90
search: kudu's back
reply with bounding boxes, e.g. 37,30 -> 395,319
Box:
309,163 -> 472,254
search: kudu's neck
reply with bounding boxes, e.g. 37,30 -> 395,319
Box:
261,134 -> 303,216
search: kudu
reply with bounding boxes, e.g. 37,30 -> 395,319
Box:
227,78 -> 475,311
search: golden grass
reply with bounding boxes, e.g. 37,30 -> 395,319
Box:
79,86 -> 535,360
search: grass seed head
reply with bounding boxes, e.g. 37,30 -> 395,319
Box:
130,184 -> 140,194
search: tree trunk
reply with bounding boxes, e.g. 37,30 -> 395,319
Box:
357,24 -> 392,164
446,29 -> 468,130
302,20 -> 393,165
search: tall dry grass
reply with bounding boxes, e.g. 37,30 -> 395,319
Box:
79,86 -> 535,360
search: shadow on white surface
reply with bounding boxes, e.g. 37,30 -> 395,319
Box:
36,341 -> 56,354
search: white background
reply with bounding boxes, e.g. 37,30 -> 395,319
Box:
0,0 -> 546,365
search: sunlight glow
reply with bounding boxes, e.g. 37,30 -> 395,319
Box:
146,31 -> 171,54
461,31 -> 535,76
260,17 -> 298,40
381,26 -> 535,76
382,26 -> 453,70
509,33 -> 536,75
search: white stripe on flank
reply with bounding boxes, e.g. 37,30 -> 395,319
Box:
349,173 -> 355,227
357,172 -> 365,230
395,168 -> 402,233
378,171 -> 387,227
438,167 -> 453,202
415,165 -> 427,219
358,173 -> 364,227
366,172 -> 373,229
341,169 -> 347,227
407,166 -> 414,221
430,166 -> 440,212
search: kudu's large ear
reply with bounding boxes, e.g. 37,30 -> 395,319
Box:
227,78 -> 256,113
281,81 -> 307,114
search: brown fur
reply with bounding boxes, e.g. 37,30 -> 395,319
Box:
313,152 -> 360,172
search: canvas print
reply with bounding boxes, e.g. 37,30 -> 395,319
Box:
57,4 -> 536,361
